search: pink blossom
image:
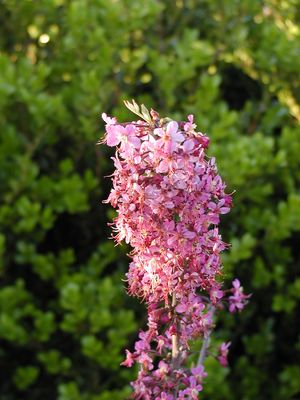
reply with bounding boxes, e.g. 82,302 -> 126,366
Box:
101,112 -> 116,125
218,341 -> 231,367
137,352 -> 153,370
191,365 -> 207,380
120,349 -> 135,368
154,361 -> 170,379
210,288 -> 224,304
229,279 -> 251,313
155,121 -> 184,153
179,376 -> 203,399
104,123 -> 141,152
183,138 -> 195,153
183,114 -> 196,132
156,392 -> 174,400
102,101 -> 248,398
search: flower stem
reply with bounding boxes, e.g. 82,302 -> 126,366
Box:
197,305 -> 215,367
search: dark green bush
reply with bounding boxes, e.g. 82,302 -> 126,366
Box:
0,1 -> 300,399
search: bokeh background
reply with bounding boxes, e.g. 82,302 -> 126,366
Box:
1,0 -> 300,399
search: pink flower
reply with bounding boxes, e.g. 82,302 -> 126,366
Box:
102,112 -> 116,125
229,279 -> 251,313
120,350 -> 135,367
156,336 -> 167,354
210,288 -> 224,303
101,101 -> 247,398
175,303 -> 187,313
191,365 -> 207,380
183,114 -> 196,132
179,376 -> 203,399
183,138 -> 195,153
155,121 -> 184,153
105,124 -> 141,151
154,361 -> 170,379
217,341 -> 231,367
137,352 -> 153,370
156,392 -> 174,400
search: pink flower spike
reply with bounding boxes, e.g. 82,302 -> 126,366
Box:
101,101 -> 247,398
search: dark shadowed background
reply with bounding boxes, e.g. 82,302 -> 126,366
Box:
0,0 -> 300,399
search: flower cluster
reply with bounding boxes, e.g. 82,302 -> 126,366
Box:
228,279 -> 251,313
217,342 -> 231,367
101,101 -> 249,399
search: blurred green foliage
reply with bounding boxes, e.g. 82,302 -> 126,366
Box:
0,0 -> 300,399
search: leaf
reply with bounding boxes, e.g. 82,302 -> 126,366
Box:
124,99 -> 152,123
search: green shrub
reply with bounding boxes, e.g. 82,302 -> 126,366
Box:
0,1 -> 299,399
